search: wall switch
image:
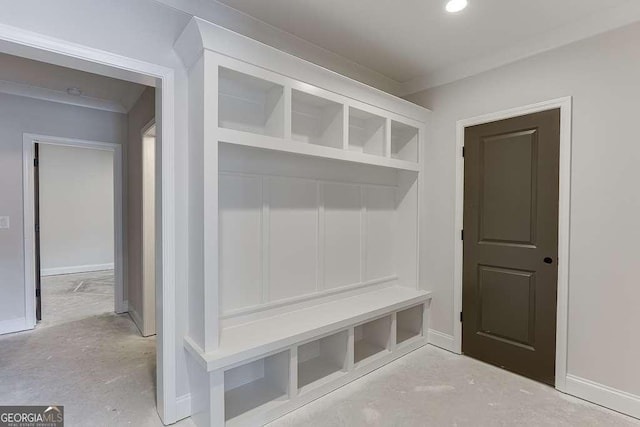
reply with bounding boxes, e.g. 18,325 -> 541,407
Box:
0,216 -> 9,229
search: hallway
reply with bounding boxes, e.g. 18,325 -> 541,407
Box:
0,310 -> 163,426
0,271 -> 166,426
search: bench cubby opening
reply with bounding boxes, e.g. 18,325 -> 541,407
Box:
396,304 -> 424,345
354,315 -> 392,366
224,350 -> 290,423
297,330 -> 349,393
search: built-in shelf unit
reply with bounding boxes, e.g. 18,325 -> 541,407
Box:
176,16 -> 431,427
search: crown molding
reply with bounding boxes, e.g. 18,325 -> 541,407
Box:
0,79 -> 126,113
400,1 -> 640,95
154,0 -> 403,95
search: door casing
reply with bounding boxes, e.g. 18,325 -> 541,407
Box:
453,97 -> 572,391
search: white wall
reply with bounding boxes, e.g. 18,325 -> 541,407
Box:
126,87 -> 155,334
0,92 -> 126,329
39,144 -> 114,275
406,22 -> 640,414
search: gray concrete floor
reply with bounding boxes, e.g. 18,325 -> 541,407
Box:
1,272 -> 637,426
269,346 -> 640,427
0,271 -> 169,426
40,270 -> 115,327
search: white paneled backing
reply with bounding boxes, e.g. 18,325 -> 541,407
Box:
219,172 -> 398,315
268,177 -> 319,302
219,174 -> 263,311
364,186 -> 396,280
323,183 -> 362,289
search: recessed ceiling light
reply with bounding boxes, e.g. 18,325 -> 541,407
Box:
446,0 -> 468,13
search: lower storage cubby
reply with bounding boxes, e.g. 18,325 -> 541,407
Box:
224,351 -> 290,424
396,304 -> 424,345
297,330 -> 349,393
354,315 -> 392,366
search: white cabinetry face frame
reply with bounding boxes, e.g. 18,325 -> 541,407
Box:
201,48 -> 427,336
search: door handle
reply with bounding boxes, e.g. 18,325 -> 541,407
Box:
544,257 -> 553,264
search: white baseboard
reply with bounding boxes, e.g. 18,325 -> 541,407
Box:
176,393 -> 192,421
129,306 -> 143,333
565,374 -> 640,419
41,263 -> 114,277
427,329 -> 456,353
0,317 -> 31,335
116,300 -> 128,315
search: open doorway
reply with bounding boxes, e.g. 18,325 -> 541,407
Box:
32,138 -> 121,327
0,22 -> 177,422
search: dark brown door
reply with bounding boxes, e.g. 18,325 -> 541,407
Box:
462,109 -> 560,385
34,143 -> 42,321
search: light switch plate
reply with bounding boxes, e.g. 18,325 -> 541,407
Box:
0,216 -> 9,229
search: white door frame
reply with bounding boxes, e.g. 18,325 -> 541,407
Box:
23,134 -> 126,318
1,23 -> 178,423
453,96 -> 572,391
140,118 -> 157,337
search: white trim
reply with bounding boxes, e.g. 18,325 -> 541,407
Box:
175,393 -> 192,421
400,1 -> 640,94
129,305 -> 144,336
174,18 -> 427,123
141,117 -> 156,136
427,330 -> 456,353
154,0 -> 402,95
0,79 -> 126,113
0,24 -> 178,424
140,117 -> 157,337
453,97 -> 572,392
23,134 -> 125,314
565,375 -> 640,420
0,317 -> 29,336
41,263 -> 115,277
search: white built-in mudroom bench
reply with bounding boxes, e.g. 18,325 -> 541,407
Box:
175,17 -> 431,427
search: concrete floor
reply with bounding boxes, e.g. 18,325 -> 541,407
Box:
269,347 -> 640,427
40,270 -> 115,327
0,271 -> 167,426
1,272 -> 637,426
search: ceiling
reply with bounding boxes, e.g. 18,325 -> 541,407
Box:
0,52 -> 147,113
215,0 -> 640,91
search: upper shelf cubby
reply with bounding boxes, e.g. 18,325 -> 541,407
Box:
390,120 -> 419,163
348,107 -> 386,157
291,89 -> 344,149
219,67 -> 285,138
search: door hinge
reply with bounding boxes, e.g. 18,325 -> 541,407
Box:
35,288 -> 40,298
461,229 -> 464,241
462,146 -> 465,158
35,224 -> 40,233
34,158 -> 39,167
460,312 -> 463,323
